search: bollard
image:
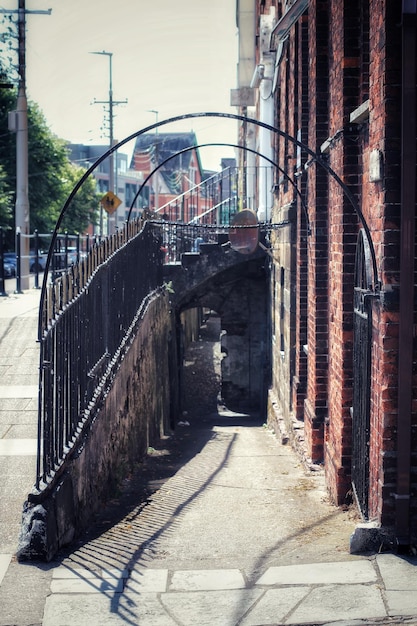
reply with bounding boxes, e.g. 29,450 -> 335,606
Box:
14,228 -> 23,294
33,230 -> 40,289
0,227 -> 8,297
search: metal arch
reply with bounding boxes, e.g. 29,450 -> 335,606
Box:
126,141 -> 311,233
39,111 -> 380,337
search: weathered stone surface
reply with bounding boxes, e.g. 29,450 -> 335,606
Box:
350,522 -> 394,554
18,291 -> 180,561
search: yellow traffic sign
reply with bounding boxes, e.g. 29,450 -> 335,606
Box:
100,191 -> 122,215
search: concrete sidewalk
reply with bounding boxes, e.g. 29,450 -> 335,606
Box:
0,287 -> 416,626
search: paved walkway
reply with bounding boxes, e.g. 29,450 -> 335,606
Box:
0,279 -> 40,615
0,284 -> 417,626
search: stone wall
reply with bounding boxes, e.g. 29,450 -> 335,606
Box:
18,291 -> 179,561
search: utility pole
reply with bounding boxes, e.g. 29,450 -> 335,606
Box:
1,1 -> 51,290
147,110 -> 159,211
90,51 -> 127,234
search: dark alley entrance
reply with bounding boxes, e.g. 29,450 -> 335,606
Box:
181,312 -> 222,422
181,311 -> 263,424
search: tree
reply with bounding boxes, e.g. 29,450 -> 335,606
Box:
0,164 -> 13,228
54,162 -> 100,234
0,88 -> 16,242
0,89 -> 99,247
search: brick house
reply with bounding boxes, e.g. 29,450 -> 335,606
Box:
239,1 -> 417,547
130,131 -> 215,223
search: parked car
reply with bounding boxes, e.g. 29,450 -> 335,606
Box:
2,251 -> 47,274
29,250 -> 47,273
2,260 -> 15,278
3,253 -> 17,275
54,246 -> 86,269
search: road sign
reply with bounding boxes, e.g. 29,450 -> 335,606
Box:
100,191 -> 122,215
229,209 -> 259,254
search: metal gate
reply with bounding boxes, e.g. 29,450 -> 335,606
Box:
351,229 -> 373,519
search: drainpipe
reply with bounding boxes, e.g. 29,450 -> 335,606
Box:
251,9 -> 276,222
395,0 -> 416,546
255,59 -> 275,222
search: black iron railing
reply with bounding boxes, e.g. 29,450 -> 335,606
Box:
156,220 -> 226,262
34,218 -> 163,493
351,229 -> 374,519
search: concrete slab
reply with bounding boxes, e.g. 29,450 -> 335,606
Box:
50,577 -> 124,594
0,410 -> 37,424
127,568 -> 168,592
50,566 -> 129,582
240,586 -> 310,625
43,592 -> 177,626
0,559 -> 51,626
287,584 -> 387,624
0,398 -> 33,410
2,424 -> 38,438
376,553 -> 417,590
102,568 -> 130,580
0,554 -> 12,585
385,590 -> 417,616
0,386 -> 38,398
169,568 -> 245,591
256,560 -> 376,586
0,439 -> 37,455
52,566 -> 103,579
161,588 -> 264,626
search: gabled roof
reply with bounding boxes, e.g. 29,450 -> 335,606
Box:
131,132 -> 204,194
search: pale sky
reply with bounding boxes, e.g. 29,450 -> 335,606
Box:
1,0 -> 239,171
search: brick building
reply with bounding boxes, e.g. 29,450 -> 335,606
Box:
130,132 -> 215,222
239,1 -> 417,547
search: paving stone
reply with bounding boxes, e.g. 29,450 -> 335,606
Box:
240,587 -> 310,625
51,566 -> 129,580
0,439 -> 37,456
2,424 -> 38,439
256,560 -> 377,586
50,577 -> 124,594
385,590 -> 417,616
43,593 -> 177,626
0,385 -> 38,398
286,584 -> 387,624
126,568 -> 168,592
0,554 -> 12,586
0,399 -> 33,410
376,553 -> 417,591
169,568 -> 245,591
161,588 -> 263,626
0,410 -> 37,425
52,566 -> 103,579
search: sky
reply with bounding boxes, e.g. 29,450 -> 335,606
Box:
1,0 -> 239,171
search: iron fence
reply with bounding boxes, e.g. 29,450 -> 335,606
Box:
351,229 -> 374,520
156,220 -> 225,263
34,218 -> 163,494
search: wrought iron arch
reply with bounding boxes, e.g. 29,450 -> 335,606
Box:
126,141 -> 311,234
40,112 -> 380,333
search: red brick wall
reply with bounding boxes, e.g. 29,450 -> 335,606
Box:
264,0 -> 416,534
366,0 -> 403,527
303,0 -> 330,464
324,0 -> 360,504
